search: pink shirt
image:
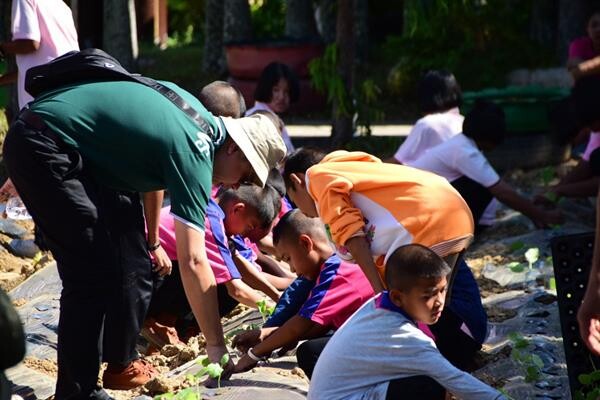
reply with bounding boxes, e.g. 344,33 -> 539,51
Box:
569,37 -> 598,61
298,255 -> 375,330
158,202 -> 241,284
12,0 -> 79,109
583,132 -> 600,161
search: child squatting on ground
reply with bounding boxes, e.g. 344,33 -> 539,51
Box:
144,183 -> 283,346
308,244 -> 507,400
232,210 -> 375,377
282,148 -> 491,369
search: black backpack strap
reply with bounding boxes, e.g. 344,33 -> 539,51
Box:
132,75 -> 216,140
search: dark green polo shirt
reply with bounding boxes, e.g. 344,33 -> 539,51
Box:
30,80 -> 226,231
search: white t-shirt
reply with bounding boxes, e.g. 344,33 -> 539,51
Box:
12,0 -> 79,109
245,101 -> 295,153
408,133 -> 500,188
308,294 -> 506,400
393,108 -> 464,164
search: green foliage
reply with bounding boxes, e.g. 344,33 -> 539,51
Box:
309,44 -> 385,136
383,0 -> 555,94
257,299 -> 275,322
575,360 -> 600,399
509,241 -> 525,252
507,261 -> 525,273
508,332 -> 543,383
250,0 -> 286,40
167,0 -> 204,45
539,167 -> 555,187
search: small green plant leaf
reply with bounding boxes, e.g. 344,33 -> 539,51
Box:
579,373 -> 593,386
508,261 -> 525,273
525,365 -> 541,382
200,357 -> 210,367
220,353 -> 230,367
590,369 -> 600,382
206,363 -> 224,379
540,166 -> 554,186
586,388 -> 600,400
509,241 -> 525,252
574,391 -> 585,400
544,192 -> 558,203
531,354 -> 544,369
525,247 -> 540,269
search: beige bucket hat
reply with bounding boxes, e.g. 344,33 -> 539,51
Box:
221,113 -> 286,187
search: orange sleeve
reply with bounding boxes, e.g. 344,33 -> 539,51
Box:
306,165 -> 365,246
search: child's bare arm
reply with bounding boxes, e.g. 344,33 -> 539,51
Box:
233,253 -> 280,302
224,279 -> 271,309
345,236 -> 385,292
234,315 -> 317,373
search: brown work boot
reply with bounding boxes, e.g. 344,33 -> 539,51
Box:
102,359 -> 158,390
141,317 -> 184,348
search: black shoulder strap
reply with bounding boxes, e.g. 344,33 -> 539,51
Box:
134,76 -> 215,140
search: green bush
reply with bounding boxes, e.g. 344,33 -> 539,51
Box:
383,0 -> 555,96
250,0 -> 286,40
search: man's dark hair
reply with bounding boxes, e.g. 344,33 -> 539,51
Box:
282,147 -> 326,189
272,209 -> 325,246
462,99 -> 506,147
418,70 -> 462,114
219,184 -> 275,228
199,80 -> 246,118
572,75 -> 600,129
254,62 -> 300,105
385,244 -> 451,291
265,169 -> 285,224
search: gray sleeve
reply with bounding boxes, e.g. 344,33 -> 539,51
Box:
411,343 -> 506,400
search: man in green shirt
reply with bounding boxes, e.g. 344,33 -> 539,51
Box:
2,79 -> 285,399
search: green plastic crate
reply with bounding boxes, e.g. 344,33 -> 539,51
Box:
461,86 -> 569,133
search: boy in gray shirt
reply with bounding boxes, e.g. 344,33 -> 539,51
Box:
308,244 -> 505,400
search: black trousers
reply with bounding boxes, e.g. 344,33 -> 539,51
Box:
4,117 -> 152,399
385,375 -> 445,399
296,335 -> 332,379
149,262 -> 239,335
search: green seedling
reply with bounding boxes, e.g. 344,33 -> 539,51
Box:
257,299 -> 275,322
508,332 -> 543,383
574,357 -> 600,400
509,241 -> 525,252
524,247 -> 540,270
507,261 -> 525,273
154,354 -> 231,399
540,166 -> 555,187
544,191 -> 559,204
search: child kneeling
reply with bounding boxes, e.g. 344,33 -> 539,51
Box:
232,210 -> 375,377
308,244 -> 506,400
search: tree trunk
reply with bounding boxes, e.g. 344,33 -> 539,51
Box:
223,0 -> 253,43
103,0 -> 139,71
354,0 -> 368,65
556,0 -> 588,63
330,0 -> 355,149
285,0 -> 318,41
203,0 -> 226,75
315,0 -> 336,44
529,0 -> 558,49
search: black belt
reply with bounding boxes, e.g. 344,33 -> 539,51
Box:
18,109 -> 63,143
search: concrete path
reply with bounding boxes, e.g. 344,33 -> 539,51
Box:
286,123 -> 412,138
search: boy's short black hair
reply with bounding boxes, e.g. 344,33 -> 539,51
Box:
254,62 -> 301,105
462,99 -> 506,147
418,70 -> 463,114
572,75 -> 600,128
265,169 -> 285,224
219,184 -> 276,229
199,80 -> 246,118
272,209 -> 325,246
282,147 -> 327,189
385,244 -> 451,291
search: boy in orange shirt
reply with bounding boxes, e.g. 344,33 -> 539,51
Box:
283,148 -> 485,369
